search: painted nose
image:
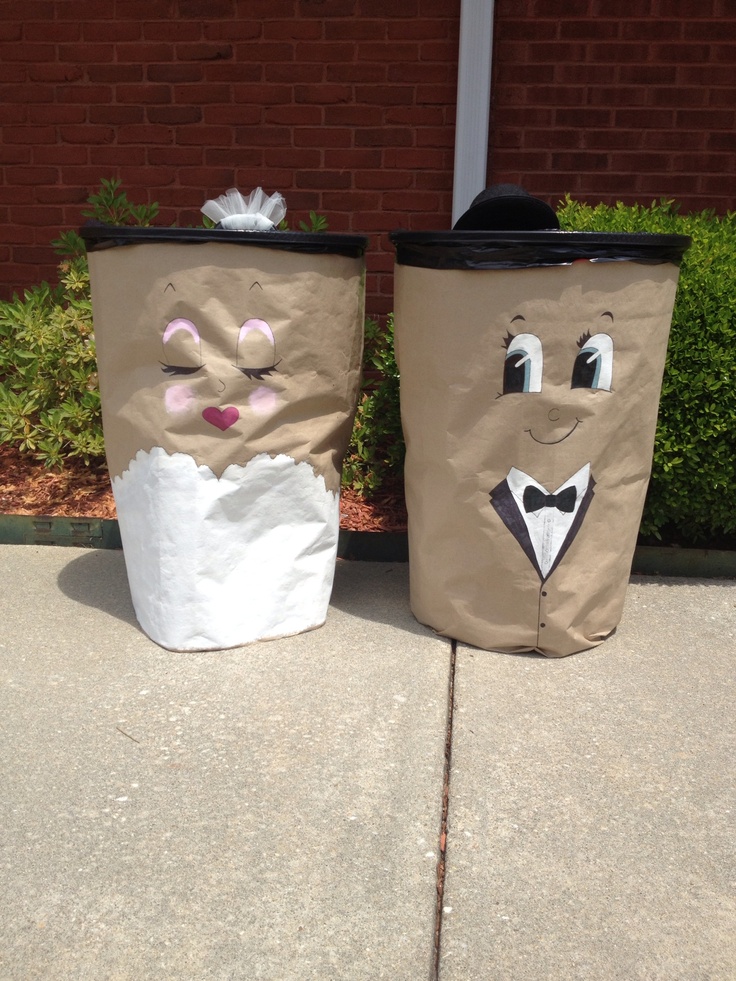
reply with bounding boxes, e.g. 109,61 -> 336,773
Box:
548,408 -> 561,422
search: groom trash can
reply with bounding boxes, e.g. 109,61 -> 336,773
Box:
83,223 -> 367,652
390,191 -> 690,657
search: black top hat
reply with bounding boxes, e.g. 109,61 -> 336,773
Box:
453,183 -> 560,231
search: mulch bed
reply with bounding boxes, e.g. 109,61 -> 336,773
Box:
5,444 -> 733,550
0,444 -> 408,533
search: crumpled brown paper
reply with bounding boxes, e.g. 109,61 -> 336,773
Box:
86,231 -> 365,651
394,256 -> 683,657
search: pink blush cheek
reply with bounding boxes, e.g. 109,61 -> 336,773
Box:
249,385 -> 278,416
165,384 -> 196,415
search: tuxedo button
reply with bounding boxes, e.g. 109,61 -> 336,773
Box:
540,622 -> 546,627
541,590 -> 548,597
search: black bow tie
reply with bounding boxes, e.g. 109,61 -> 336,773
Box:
523,485 -> 577,514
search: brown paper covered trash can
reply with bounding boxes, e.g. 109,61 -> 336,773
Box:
82,226 -> 366,652
390,230 -> 690,657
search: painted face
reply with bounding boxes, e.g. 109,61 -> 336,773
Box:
394,259 -> 679,496
466,262 -> 677,488
88,241 -> 365,487
160,308 -> 280,429
496,309 -> 615,453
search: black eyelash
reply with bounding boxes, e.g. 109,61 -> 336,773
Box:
160,362 -> 202,376
233,361 -> 280,381
502,331 -> 516,350
577,331 -> 592,349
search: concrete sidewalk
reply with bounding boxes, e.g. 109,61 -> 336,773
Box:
0,544 -> 734,981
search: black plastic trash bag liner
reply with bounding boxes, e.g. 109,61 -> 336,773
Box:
390,229 -> 690,657
83,226 -> 367,652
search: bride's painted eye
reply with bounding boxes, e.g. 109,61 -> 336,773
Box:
233,361 -> 281,381
503,332 -> 543,394
235,318 -> 279,381
572,332 -> 613,390
161,318 -> 202,375
160,363 -> 201,376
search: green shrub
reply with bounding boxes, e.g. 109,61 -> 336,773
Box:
342,198 -> 736,542
5,182 -> 733,547
0,235 -> 102,467
557,196 -> 736,542
277,210 -> 329,233
0,179 -> 380,488
342,314 -> 404,496
0,180 -> 157,467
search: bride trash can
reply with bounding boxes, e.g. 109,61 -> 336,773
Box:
83,221 -> 366,652
390,187 -> 690,657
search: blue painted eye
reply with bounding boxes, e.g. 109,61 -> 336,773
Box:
572,332 -> 613,390
503,333 -> 543,394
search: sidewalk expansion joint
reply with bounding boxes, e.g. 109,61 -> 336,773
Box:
432,637 -> 457,981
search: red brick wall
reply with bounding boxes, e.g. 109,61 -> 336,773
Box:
491,0 -> 736,211
0,0 -> 461,312
1,0 -> 734,313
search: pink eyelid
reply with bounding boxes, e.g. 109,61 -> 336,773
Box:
163,318 -> 200,343
238,318 -> 274,346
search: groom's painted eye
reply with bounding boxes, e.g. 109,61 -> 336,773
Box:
572,332 -> 613,390
503,332 -> 543,394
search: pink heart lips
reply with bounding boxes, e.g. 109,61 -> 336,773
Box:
202,406 -> 240,431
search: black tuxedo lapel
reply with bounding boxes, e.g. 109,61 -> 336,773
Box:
489,478 -> 544,579
489,475 -> 596,583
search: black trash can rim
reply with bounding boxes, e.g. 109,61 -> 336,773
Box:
81,224 -> 368,258
390,229 -> 691,269
389,229 -> 691,246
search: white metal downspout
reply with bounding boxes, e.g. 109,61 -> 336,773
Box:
451,0 -> 495,227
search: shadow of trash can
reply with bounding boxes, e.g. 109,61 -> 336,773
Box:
390,225 -> 690,657
82,225 -> 367,652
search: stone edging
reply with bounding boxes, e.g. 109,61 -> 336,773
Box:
0,515 -> 734,579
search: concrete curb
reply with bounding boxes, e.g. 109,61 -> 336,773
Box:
0,515 -> 733,579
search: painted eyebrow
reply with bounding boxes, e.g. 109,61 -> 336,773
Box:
163,318 -> 200,343
601,311 -> 614,322
503,316 -> 526,349
249,281 -> 263,290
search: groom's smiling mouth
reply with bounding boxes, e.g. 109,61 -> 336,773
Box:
525,418 -> 581,444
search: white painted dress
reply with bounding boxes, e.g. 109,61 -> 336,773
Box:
113,447 -> 339,651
